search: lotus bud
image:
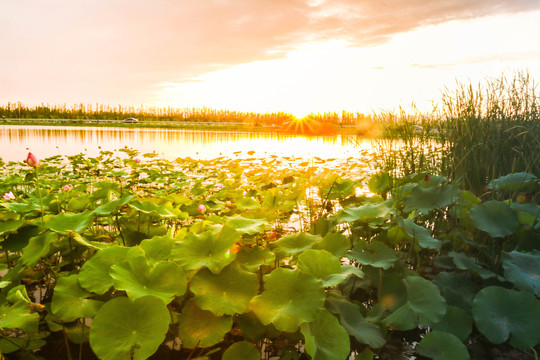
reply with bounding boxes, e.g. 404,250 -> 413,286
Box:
62,184 -> 72,192
26,152 -> 40,167
134,158 -> 141,164
3,191 -> 15,200
198,204 -> 206,213
424,175 -> 431,182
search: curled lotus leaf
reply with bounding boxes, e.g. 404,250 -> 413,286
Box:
502,250 -> 540,297
89,296 -> 170,360
222,341 -> 260,360
111,256 -> 187,303
469,200 -> 519,238
472,286 -> 540,349
417,331 -> 469,360
177,300 -> 233,348
172,225 -> 239,274
301,310 -> 350,360
190,262 -> 259,316
20,231 -> 58,267
250,268 -> 325,332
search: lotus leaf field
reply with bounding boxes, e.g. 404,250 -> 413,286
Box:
1,149 -> 539,360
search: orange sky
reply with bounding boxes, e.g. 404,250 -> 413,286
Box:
1,0 -> 539,117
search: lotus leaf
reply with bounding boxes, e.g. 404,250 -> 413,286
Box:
139,235 -> 175,263
384,276 -> 446,330
347,241 -> 397,270
222,341 -> 260,360
236,246 -> 276,271
403,184 -> 460,215
235,197 -> 261,211
399,218 -> 441,250
417,331 -> 469,360
325,293 -> 385,348
224,214 -> 267,235
502,250 -> 540,296
368,172 -> 391,195
338,202 -> 390,224
0,219 -> 25,236
46,210 -> 93,234
0,337 -> 46,354
433,272 -> 479,313
313,232 -> 350,257
20,231 -> 58,266
89,296 -> 170,360
488,172 -> 538,193
297,249 -> 341,283
250,268 -> 325,332
111,256 -> 187,303
432,306 -> 472,341
0,301 -> 39,334
177,300 -> 233,348
51,275 -> 103,322
301,310 -> 350,360
449,251 -> 500,280
129,199 -> 179,218
79,246 -> 144,295
472,286 -> 540,349
323,265 -> 365,287
93,194 -> 134,215
172,225 -> 239,274
236,312 -> 272,341
269,233 -> 323,258
469,200 -> 518,237
190,262 -> 259,315
1,225 -> 40,252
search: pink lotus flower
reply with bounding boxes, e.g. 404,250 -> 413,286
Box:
26,152 -> 40,168
3,191 -> 15,200
198,204 -> 206,213
134,158 -> 141,164
62,184 -> 73,192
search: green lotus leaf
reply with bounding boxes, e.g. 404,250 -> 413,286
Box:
313,232 -> 350,258
70,231 -> 109,250
472,286 -> 540,349
0,219 -> 25,236
297,249 -> 342,283
1,225 -> 40,252
403,184 -> 460,215
93,194 -> 134,215
89,296 -> 170,360
47,211 -> 93,234
502,250 -> 540,297
139,235 -> 175,263
324,178 -> 357,200
432,306 -> 472,341
269,233 -> 323,259
111,256 -> 186,303
301,309 -> 351,360
449,251 -> 500,280
236,312 -> 271,342
433,272 -> 480,313
417,331 -> 470,360
0,201 -> 41,213
172,225 -> 239,274
325,293 -> 385,348
0,337 -> 46,354
79,246 -> 144,295
177,300 -> 233,348
347,241 -> 397,270
250,268 -> 325,332
0,301 -> 39,334
6,285 -> 30,303
222,341 -> 260,360
338,202 -> 390,224
399,218 -> 441,250
323,265 -> 365,287
51,274 -> 103,322
191,263 -> 259,316
368,172 -> 391,195
384,276 -> 446,330
20,231 -> 59,266
236,246 -> 276,271
129,199 -> 180,218
469,200 -> 519,237
224,215 -> 267,235
488,172 -> 538,193
235,198 -> 261,211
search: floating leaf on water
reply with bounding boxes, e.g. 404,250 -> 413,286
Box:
250,268 -> 325,332
89,296 -> 170,360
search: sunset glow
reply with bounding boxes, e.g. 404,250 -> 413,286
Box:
1,1 -> 539,116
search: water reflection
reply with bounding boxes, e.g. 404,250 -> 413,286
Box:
0,125 -> 373,162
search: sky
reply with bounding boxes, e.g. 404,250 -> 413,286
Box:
1,0 -> 539,117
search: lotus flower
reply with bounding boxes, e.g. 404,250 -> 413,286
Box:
63,184 -> 73,192
26,152 -> 40,167
3,191 -> 15,200
134,158 -> 141,164
198,204 -> 206,213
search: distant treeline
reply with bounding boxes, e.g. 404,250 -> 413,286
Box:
0,102 -> 368,126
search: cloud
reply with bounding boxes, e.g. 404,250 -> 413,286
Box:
1,0 -> 538,105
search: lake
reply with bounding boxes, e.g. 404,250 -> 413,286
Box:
0,125 -> 375,163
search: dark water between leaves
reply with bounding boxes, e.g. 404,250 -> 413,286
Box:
0,125 -> 374,163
